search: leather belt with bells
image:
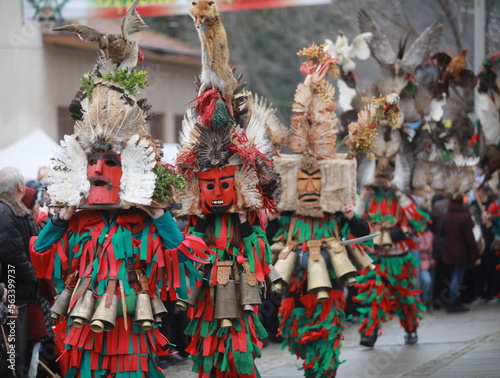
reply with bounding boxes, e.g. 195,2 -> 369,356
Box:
216,261 -> 232,285
242,261 -> 257,286
278,241 -> 298,260
307,240 -> 322,261
325,237 -> 344,253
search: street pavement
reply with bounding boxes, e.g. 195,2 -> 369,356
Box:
162,301 -> 500,377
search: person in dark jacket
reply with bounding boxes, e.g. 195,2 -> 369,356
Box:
440,195 -> 480,312
0,166 -> 39,377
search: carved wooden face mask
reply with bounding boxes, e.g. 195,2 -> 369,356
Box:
198,166 -> 237,214
373,126 -> 402,189
81,152 -> 122,208
297,167 -> 322,208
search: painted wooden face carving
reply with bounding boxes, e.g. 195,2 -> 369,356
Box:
297,167 -> 321,208
198,166 -> 237,213
81,152 -> 122,208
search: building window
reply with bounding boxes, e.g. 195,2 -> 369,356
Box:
174,114 -> 184,144
57,106 -> 73,140
149,113 -> 165,141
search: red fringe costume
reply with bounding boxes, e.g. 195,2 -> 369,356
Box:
354,188 -> 428,339
183,213 -> 271,377
31,210 -> 206,377
271,213 -> 371,377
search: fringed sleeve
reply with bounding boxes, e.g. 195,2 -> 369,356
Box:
397,193 -> 430,234
31,220 -> 71,289
151,211 -> 208,300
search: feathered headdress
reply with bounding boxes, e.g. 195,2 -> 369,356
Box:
49,3 -> 184,208
175,87 -> 284,216
274,43 -> 358,216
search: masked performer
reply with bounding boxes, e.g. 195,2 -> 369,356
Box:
267,44 -> 373,378
353,99 -> 429,347
173,89 -> 283,377
29,2 -> 207,376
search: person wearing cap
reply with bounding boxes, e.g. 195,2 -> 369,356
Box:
0,166 -> 39,377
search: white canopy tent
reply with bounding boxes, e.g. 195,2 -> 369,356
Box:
0,129 -> 59,181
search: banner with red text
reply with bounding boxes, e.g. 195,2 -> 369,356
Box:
23,0 -> 339,21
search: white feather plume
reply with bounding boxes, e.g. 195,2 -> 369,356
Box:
247,93 -> 289,151
324,32 -> 372,74
337,79 -> 357,111
75,84 -> 148,153
179,108 -> 199,148
235,166 -> 263,210
48,135 -> 90,206
477,92 -> 500,145
120,134 -> 157,205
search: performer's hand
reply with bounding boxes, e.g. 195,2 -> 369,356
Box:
238,212 -> 248,224
137,205 -> 165,219
59,205 -> 76,220
343,201 -> 354,220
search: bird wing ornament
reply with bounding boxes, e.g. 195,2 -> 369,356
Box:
324,32 -> 372,74
53,0 -> 147,69
358,9 -> 443,77
358,9 -> 397,67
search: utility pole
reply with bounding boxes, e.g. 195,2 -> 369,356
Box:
474,0 -> 485,73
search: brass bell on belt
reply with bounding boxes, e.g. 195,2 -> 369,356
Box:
50,287 -> 73,321
69,289 -> 96,328
274,245 -> 297,286
214,279 -> 240,328
176,284 -> 203,311
239,272 -> 262,313
265,264 -> 283,294
373,230 -> 393,250
134,293 -> 155,331
307,256 -> 332,301
346,246 -> 376,271
151,294 -> 169,324
90,293 -> 119,333
325,239 -> 358,286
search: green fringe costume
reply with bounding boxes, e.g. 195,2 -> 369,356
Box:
272,212 -> 372,377
31,210 -> 206,377
355,188 -> 428,339
184,213 -> 272,378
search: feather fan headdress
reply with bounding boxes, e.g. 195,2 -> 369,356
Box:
274,43 -> 358,216
49,3 -> 184,208
175,87 -> 284,216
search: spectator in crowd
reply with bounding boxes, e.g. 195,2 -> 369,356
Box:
418,225 -> 435,308
430,192 -> 450,309
0,166 -> 39,377
440,194 -> 480,313
468,186 -> 499,304
21,186 -> 58,378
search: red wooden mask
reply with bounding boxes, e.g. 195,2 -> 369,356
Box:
81,152 -> 122,208
198,166 -> 237,214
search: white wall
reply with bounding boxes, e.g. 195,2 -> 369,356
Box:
0,1 -> 201,151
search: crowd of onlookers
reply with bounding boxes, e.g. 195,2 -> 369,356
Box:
1,164 -> 499,377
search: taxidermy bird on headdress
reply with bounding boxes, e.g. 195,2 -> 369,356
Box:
53,0 -> 148,71
431,49 -> 477,101
49,1 -> 184,209
358,9 -> 443,95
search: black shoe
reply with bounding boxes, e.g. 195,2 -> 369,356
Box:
404,330 -> 418,345
446,302 -> 470,313
360,329 -> 378,347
